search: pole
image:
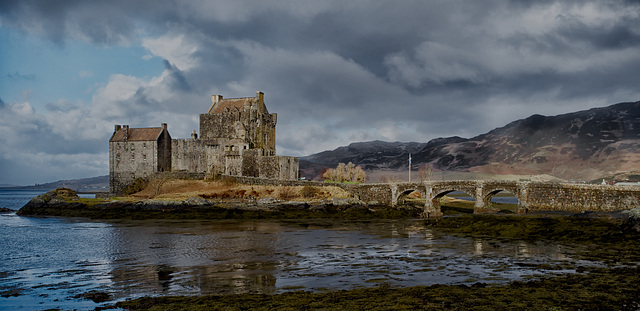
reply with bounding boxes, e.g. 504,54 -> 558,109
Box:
409,153 -> 411,183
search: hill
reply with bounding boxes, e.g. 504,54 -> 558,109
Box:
14,175 -> 110,191
301,101 -> 640,182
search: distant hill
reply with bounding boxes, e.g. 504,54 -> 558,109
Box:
301,100 -> 640,182
14,175 -> 110,191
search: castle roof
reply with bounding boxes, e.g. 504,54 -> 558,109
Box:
208,97 -> 255,114
110,127 -> 165,142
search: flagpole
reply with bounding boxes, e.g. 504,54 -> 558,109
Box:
409,153 -> 412,183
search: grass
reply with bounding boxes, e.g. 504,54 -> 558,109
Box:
132,179 -> 351,203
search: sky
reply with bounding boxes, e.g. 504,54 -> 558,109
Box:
1,1 -> 640,186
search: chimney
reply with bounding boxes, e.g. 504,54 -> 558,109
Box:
208,95 -> 223,114
161,123 -> 168,130
123,125 -> 129,141
191,129 -> 198,140
256,91 -> 264,113
115,124 -> 121,132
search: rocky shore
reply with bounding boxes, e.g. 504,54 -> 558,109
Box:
16,188 -> 640,310
17,188 -> 423,220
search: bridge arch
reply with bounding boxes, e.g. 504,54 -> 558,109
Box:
483,189 -> 519,213
430,189 -> 477,213
480,182 -> 526,214
397,189 -> 425,206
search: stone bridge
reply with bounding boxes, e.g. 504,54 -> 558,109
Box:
228,176 -> 640,218
347,180 -> 640,218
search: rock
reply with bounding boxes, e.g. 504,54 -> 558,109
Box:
18,188 -> 82,216
0,208 -> 15,213
257,197 -> 278,205
332,197 -> 364,206
74,291 -> 112,303
622,207 -> 640,220
184,196 -> 209,205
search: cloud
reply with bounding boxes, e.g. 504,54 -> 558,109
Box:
2,0 -> 640,184
142,34 -> 200,71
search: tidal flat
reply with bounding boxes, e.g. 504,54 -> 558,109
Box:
8,188 -> 640,310
107,213 -> 640,311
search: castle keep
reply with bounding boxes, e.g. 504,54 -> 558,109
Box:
109,92 -> 299,193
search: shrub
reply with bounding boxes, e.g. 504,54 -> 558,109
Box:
322,162 -> 366,183
300,185 -> 319,198
122,178 -> 148,195
279,187 -> 297,201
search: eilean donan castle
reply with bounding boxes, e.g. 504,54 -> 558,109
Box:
109,92 -> 299,193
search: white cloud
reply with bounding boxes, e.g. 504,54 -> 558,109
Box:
142,34 -> 199,71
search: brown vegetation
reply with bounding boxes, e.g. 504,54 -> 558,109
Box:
322,162 -> 366,183
127,179 -> 350,202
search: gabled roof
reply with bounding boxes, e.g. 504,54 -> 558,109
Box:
208,97 -> 255,114
110,127 -> 164,142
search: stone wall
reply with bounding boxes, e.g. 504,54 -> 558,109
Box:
109,140 -> 159,193
525,183 -> 640,213
171,139 -> 207,173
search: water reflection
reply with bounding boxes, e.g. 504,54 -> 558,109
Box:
0,215 -> 595,310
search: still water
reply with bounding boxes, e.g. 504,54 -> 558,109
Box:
1,190 -> 587,310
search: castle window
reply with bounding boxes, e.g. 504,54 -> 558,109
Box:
131,154 -> 135,160
143,143 -> 146,148
143,154 -> 147,161
131,144 -> 135,150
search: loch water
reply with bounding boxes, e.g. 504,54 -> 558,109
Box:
0,189 -> 593,310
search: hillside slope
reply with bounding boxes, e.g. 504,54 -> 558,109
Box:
302,101 -> 640,181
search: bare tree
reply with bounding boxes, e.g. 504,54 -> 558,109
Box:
418,164 -> 433,181
323,162 -> 367,183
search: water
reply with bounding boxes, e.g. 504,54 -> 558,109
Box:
0,190 -> 591,310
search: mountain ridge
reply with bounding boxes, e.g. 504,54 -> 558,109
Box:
301,100 -> 640,181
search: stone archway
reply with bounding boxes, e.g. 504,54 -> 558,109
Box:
397,189 -> 425,207
483,189 -> 519,213
431,190 -> 477,214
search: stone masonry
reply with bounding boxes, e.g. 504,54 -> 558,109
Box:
227,177 -> 640,218
109,92 -> 299,194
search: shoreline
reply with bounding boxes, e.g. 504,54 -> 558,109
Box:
14,188 -> 640,310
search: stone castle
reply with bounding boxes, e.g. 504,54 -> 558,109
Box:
109,92 -> 299,193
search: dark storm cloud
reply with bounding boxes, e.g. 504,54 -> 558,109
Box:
0,0 -> 138,45
2,0 -> 640,184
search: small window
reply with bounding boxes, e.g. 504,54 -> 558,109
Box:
143,154 -> 147,161
131,154 -> 135,160
131,144 -> 135,150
